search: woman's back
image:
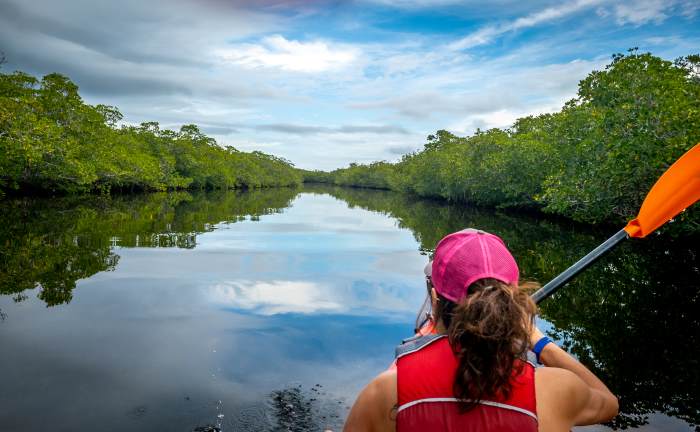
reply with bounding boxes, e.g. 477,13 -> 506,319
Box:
396,335 -> 537,432
344,359 -> 616,432
343,229 -> 618,432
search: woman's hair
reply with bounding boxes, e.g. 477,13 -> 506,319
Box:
433,278 -> 538,410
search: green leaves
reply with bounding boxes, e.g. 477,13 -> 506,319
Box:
541,51 -> 700,231
0,71 -> 302,196
320,51 -> 700,234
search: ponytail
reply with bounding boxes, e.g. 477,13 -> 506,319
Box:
433,278 -> 537,410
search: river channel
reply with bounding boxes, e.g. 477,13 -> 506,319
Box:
0,186 -> 698,431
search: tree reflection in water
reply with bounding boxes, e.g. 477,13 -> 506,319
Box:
314,185 -> 700,430
0,185 -> 697,429
0,189 -> 298,306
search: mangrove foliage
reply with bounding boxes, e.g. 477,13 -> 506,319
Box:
0,65 -> 302,197
305,51 -> 700,232
0,188 -> 298,306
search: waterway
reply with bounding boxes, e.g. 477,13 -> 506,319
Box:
0,186 -> 697,431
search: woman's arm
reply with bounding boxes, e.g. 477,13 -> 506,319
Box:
344,370 -> 397,432
532,326 -> 619,427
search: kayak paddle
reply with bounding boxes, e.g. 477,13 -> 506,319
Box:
531,142 -> 700,304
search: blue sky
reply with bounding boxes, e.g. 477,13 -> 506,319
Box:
1,0 -> 698,169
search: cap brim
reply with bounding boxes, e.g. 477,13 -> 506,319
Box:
424,260 -> 433,277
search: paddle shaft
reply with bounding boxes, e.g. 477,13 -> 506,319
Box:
531,229 -> 629,304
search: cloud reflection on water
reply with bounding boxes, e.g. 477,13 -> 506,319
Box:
211,280 -> 342,315
209,278 -> 419,316
3,188 -> 696,431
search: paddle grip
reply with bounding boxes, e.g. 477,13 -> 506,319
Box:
531,229 -> 629,304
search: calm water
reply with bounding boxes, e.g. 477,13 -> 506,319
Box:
0,186 -> 698,432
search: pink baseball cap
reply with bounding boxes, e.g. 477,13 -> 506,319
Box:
424,228 -> 519,303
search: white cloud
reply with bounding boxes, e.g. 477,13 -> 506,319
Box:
3,0 -> 696,171
510,0 -> 602,28
448,0 -> 689,50
644,36 -> 681,45
599,0 -> 695,26
447,104 -> 558,134
680,0 -> 700,18
456,109 -> 524,131
444,58 -> 605,133
449,26 -> 502,50
218,35 -> 359,73
449,0 -> 605,50
612,0 -> 672,25
225,128 -> 425,170
362,0 -> 465,8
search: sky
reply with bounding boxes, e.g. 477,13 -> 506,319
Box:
1,0 -> 699,170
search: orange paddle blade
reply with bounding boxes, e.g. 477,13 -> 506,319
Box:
624,143 -> 700,238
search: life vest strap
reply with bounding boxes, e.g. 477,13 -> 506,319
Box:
397,397 -> 538,421
395,334 -> 447,359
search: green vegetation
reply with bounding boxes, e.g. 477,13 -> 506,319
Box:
2,185 -> 698,428
305,51 -> 700,232
0,66 -> 301,197
0,188 -> 298,306
306,185 -> 700,429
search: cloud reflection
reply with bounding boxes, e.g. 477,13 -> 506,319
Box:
210,279 -> 418,316
212,280 -> 342,314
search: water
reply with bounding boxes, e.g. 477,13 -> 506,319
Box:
0,186 -> 698,431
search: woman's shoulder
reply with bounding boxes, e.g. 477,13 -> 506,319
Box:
371,369 -> 397,393
535,367 -> 592,430
343,370 -> 397,431
536,367 -> 589,398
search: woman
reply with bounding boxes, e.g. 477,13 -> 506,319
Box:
344,229 -> 618,431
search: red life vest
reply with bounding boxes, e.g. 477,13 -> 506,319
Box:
396,334 -> 538,431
